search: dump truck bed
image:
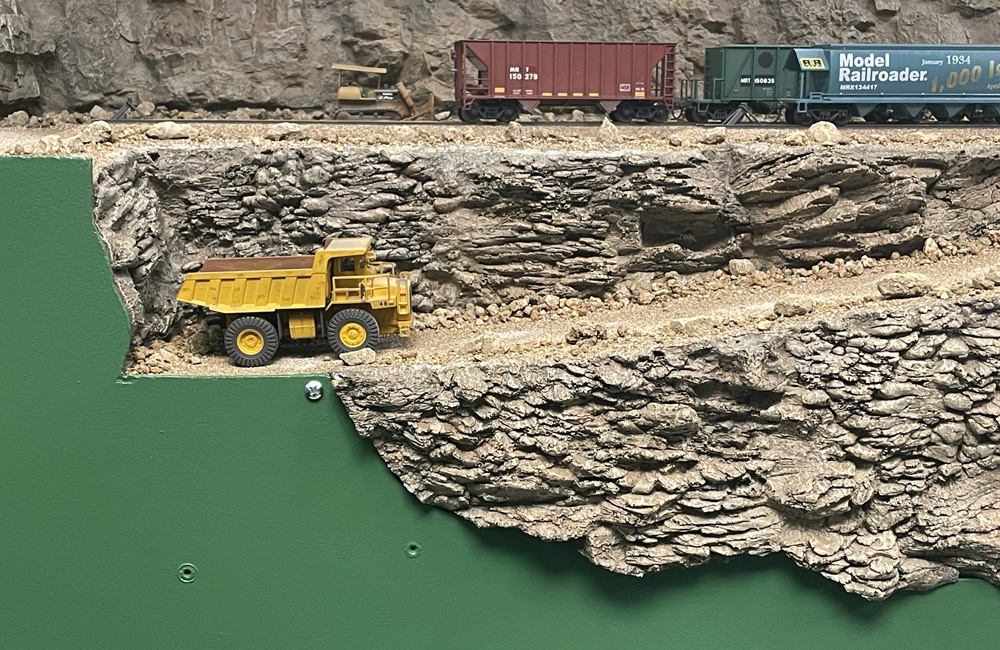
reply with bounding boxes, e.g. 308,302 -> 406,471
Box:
177,262 -> 329,314
199,256 -> 315,272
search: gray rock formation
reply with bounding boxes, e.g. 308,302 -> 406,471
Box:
3,0 -> 999,113
333,296 -> 1000,599
0,0 -> 44,107
94,143 -> 1000,345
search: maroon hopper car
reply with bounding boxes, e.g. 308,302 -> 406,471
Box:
454,40 -> 677,123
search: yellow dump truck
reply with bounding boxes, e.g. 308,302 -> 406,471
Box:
177,236 -> 412,367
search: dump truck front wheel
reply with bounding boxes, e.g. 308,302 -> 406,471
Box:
328,309 -> 379,355
225,316 -> 280,367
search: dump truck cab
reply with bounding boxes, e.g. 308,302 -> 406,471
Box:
177,236 -> 412,367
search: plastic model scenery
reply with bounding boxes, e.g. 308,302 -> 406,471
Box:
176,236 -> 412,367
331,63 -> 435,120
455,40 -> 1000,125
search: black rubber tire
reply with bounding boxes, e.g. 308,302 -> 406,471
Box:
327,308 -> 380,355
224,316 -> 280,367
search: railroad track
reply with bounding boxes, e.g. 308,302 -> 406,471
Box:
111,117 -> 1000,130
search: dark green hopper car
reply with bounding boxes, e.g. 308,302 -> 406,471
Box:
681,45 -> 802,122
681,44 -> 1000,125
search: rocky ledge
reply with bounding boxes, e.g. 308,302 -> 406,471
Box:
335,295 -> 1000,600
94,139 -> 1000,346
87,136 -> 1000,598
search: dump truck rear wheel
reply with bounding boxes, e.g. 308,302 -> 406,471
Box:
328,309 -> 379,355
225,316 -> 279,367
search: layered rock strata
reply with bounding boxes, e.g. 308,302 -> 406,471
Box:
0,0 -> 43,107
334,296 -> 1000,599
94,143 -> 1000,345
90,140 -> 1000,597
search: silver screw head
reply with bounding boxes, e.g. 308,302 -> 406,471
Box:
305,380 -> 324,401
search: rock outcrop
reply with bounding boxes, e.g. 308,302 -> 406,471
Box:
94,143 -> 1000,345
3,1 -> 999,113
88,137 -> 1000,598
334,296 -> 1000,600
0,0 -> 45,108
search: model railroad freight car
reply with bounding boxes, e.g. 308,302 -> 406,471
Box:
454,40 -> 676,122
683,44 -> 1000,125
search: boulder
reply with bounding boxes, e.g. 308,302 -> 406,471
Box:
667,315 -> 714,335
146,121 -> 198,140
806,121 -> 842,145
6,110 -> 29,127
504,120 -> 524,142
79,120 -> 112,144
136,101 -> 156,117
774,294 -> 815,317
265,122 -> 308,141
700,127 -> 727,145
728,259 -> 756,276
877,273 -> 933,299
598,116 -> 622,143
89,105 -> 114,121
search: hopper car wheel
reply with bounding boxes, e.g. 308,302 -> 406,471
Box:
328,308 -> 380,355
687,108 -> 708,123
648,105 -> 668,123
458,108 -> 480,123
793,111 -> 815,127
499,105 -> 519,122
383,111 -> 402,120
784,107 -> 796,124
225,316 -> 280,367
613,103 -> 635,123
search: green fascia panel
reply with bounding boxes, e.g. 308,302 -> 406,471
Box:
3,155 -> 1000,649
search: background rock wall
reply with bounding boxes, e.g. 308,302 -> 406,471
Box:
95,143 -> 1000,344
4,0 -> 999,113
334,296 -> 1000,600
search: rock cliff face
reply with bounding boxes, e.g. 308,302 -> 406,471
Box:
91,140 -> 1000,597
94,142 -> 1000,344
3,0 -> 998,113
0,0 -> 45,108
334,296 -> 1000,600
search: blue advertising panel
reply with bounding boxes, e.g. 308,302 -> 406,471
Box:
825,44 -> 1000,98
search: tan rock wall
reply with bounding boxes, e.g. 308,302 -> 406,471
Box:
4,0 -> 999,112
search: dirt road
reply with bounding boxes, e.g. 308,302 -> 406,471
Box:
132,245 -> 1000,376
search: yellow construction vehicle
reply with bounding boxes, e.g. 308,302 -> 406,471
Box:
331,63 -> 434,120
176,236 -> 412,367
